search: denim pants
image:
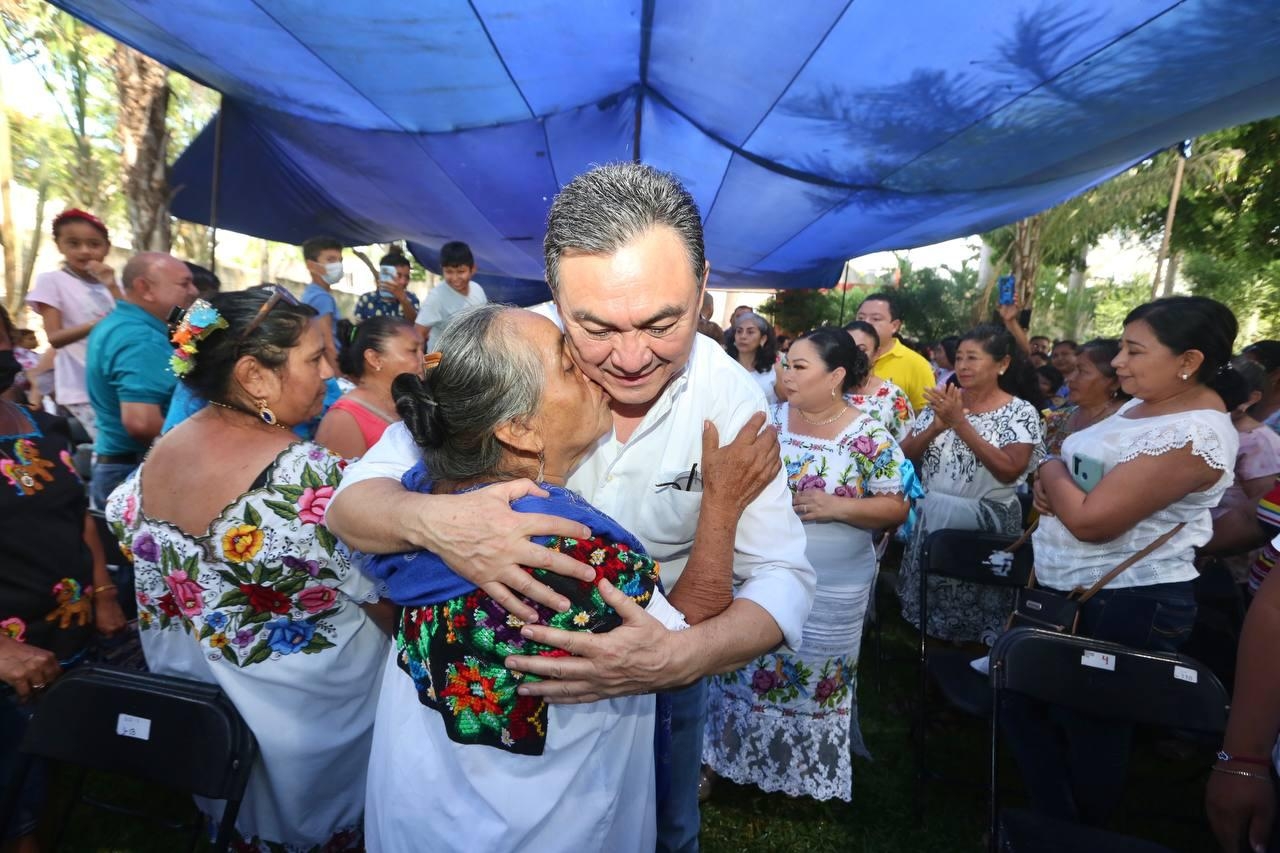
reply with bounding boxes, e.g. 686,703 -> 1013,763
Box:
656,678 -> 707,853
90,461 -> 138,511
1001,581 -> 1197,825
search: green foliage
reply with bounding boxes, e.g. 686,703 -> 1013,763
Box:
1180,252 -> 1280,340
891,261 -> 981,343
1087,274 -> 1155,338
758,288 -> 845,335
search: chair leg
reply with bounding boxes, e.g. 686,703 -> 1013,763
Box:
989,689 -> 1000,853
211,797 -> 244,853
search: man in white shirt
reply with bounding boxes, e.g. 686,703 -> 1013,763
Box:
327,163 -> 814,853
415,240 -> 487,353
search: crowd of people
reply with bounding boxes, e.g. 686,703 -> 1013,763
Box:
1,163 -> 1278,853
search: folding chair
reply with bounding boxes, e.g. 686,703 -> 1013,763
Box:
988,628 -> 1229,853
917,528 -> 1033,802
0,665 -> 257,852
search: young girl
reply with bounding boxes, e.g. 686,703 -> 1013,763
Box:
25,210 -> 120,438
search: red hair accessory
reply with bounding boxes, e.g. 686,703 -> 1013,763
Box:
52,209 -> 109,241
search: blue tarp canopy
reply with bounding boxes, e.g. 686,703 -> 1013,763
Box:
52,0 -> 1280,296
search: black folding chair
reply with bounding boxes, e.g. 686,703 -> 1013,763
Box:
917,529 -> 1033,801
988,628 -> 1229,853
0,665 -> 257,852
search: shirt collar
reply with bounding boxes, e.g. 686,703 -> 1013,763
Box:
116,299 -> 169,333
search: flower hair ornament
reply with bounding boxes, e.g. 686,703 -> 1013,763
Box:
170,299 -> 228,377
423,351 -> 443,370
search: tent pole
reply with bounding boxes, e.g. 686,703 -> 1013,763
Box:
209,95 -> 225,275
838,260 -> 850,325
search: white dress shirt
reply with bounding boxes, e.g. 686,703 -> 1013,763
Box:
336,333 -> 815,649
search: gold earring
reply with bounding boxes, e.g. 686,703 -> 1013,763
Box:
256,398 -> 278,426
535,450 -> 545,483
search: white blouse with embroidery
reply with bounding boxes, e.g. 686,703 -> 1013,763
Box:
1033,399 -> 1238,591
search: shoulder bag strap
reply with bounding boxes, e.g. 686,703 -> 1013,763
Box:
1074,522 -> 1187,603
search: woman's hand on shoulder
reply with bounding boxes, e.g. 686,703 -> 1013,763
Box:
701,412 -> 781,518
427,481 -> 598,622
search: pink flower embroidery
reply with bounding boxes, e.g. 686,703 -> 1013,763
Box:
0,617 -> 26,642
297,486 -> 335,525
297,585 -> 338,614
164,570 -> 205,617
850,434 -> 879,458
796,474 -> 826,492
123,494 -> 138,527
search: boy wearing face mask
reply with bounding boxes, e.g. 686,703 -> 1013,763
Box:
300,236 -> 345,371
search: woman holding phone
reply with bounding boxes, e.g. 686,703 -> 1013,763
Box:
1006,296 -> 1240,827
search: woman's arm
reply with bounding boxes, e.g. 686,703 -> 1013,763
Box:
314,407 -> 366,460
899,419 -> 943,463
1037,445 -> 1221,543
360,600 -> 400,636
951,419 -> 1036,484
36,304 -> 98,349
667,413 -> 780,624
85,512 -> 126,636
1206,566 -> 1280,853
794,490 -> 909,528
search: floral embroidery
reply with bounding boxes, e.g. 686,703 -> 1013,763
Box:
395,534 -> 660,755
222,524 -> 265,563
104,444 -> 357,670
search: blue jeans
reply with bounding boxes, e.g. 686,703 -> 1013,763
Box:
656,678 -> 707,853
90,461 -> 138,511
1001,581 -> 1197,825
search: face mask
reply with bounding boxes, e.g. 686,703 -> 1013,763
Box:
322,262 -> 344,285
0,350 -> 21,394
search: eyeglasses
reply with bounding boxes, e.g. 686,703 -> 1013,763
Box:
239,285 -> 301,341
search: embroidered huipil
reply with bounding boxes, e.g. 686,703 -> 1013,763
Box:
106,444 -> 387,853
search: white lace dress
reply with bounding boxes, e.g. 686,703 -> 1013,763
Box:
703,405 -> 905,801
105,444 -> 389,853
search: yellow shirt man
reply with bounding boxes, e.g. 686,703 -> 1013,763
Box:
873,338 -> 936,413
854,292 -> 936,413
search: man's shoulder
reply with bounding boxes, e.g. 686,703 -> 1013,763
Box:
685,336 -> 767,415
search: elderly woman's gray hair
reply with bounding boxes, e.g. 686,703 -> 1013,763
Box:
392,304 -> 544,482
544,162 -> 706,296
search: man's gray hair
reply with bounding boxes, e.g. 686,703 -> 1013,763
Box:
402,304 -> 545,483
120,252 -> 169,293
544,162 -> 706,294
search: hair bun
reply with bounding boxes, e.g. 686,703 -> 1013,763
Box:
393,373 -> 445,449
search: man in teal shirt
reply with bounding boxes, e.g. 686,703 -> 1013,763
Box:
86,252 -> 197,507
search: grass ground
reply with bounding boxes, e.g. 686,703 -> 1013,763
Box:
41,578 -> 1218,852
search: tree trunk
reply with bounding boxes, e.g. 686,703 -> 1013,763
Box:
111,46 -> 171,252
18,177 -> 50,308
1013,214 -> 1043,311
1066,247 -> 1088,339
0,65 -> 19,314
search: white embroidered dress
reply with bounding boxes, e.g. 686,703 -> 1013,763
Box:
105,444 -> 388,852
703,405 -> 905,801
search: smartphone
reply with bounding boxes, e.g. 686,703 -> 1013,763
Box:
1070,453 -> 1106,493
997,274 -> 1016,306
378,265 -> 397,298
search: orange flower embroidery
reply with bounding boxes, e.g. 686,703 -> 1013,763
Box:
440,660 -> 502,718
222,524 -> 264,563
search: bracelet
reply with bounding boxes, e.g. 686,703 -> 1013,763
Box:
1037,454 -> 1062,470
1211,765 -> 1272,781
92,584 -> 118,596
1217,750 -> 1273,768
